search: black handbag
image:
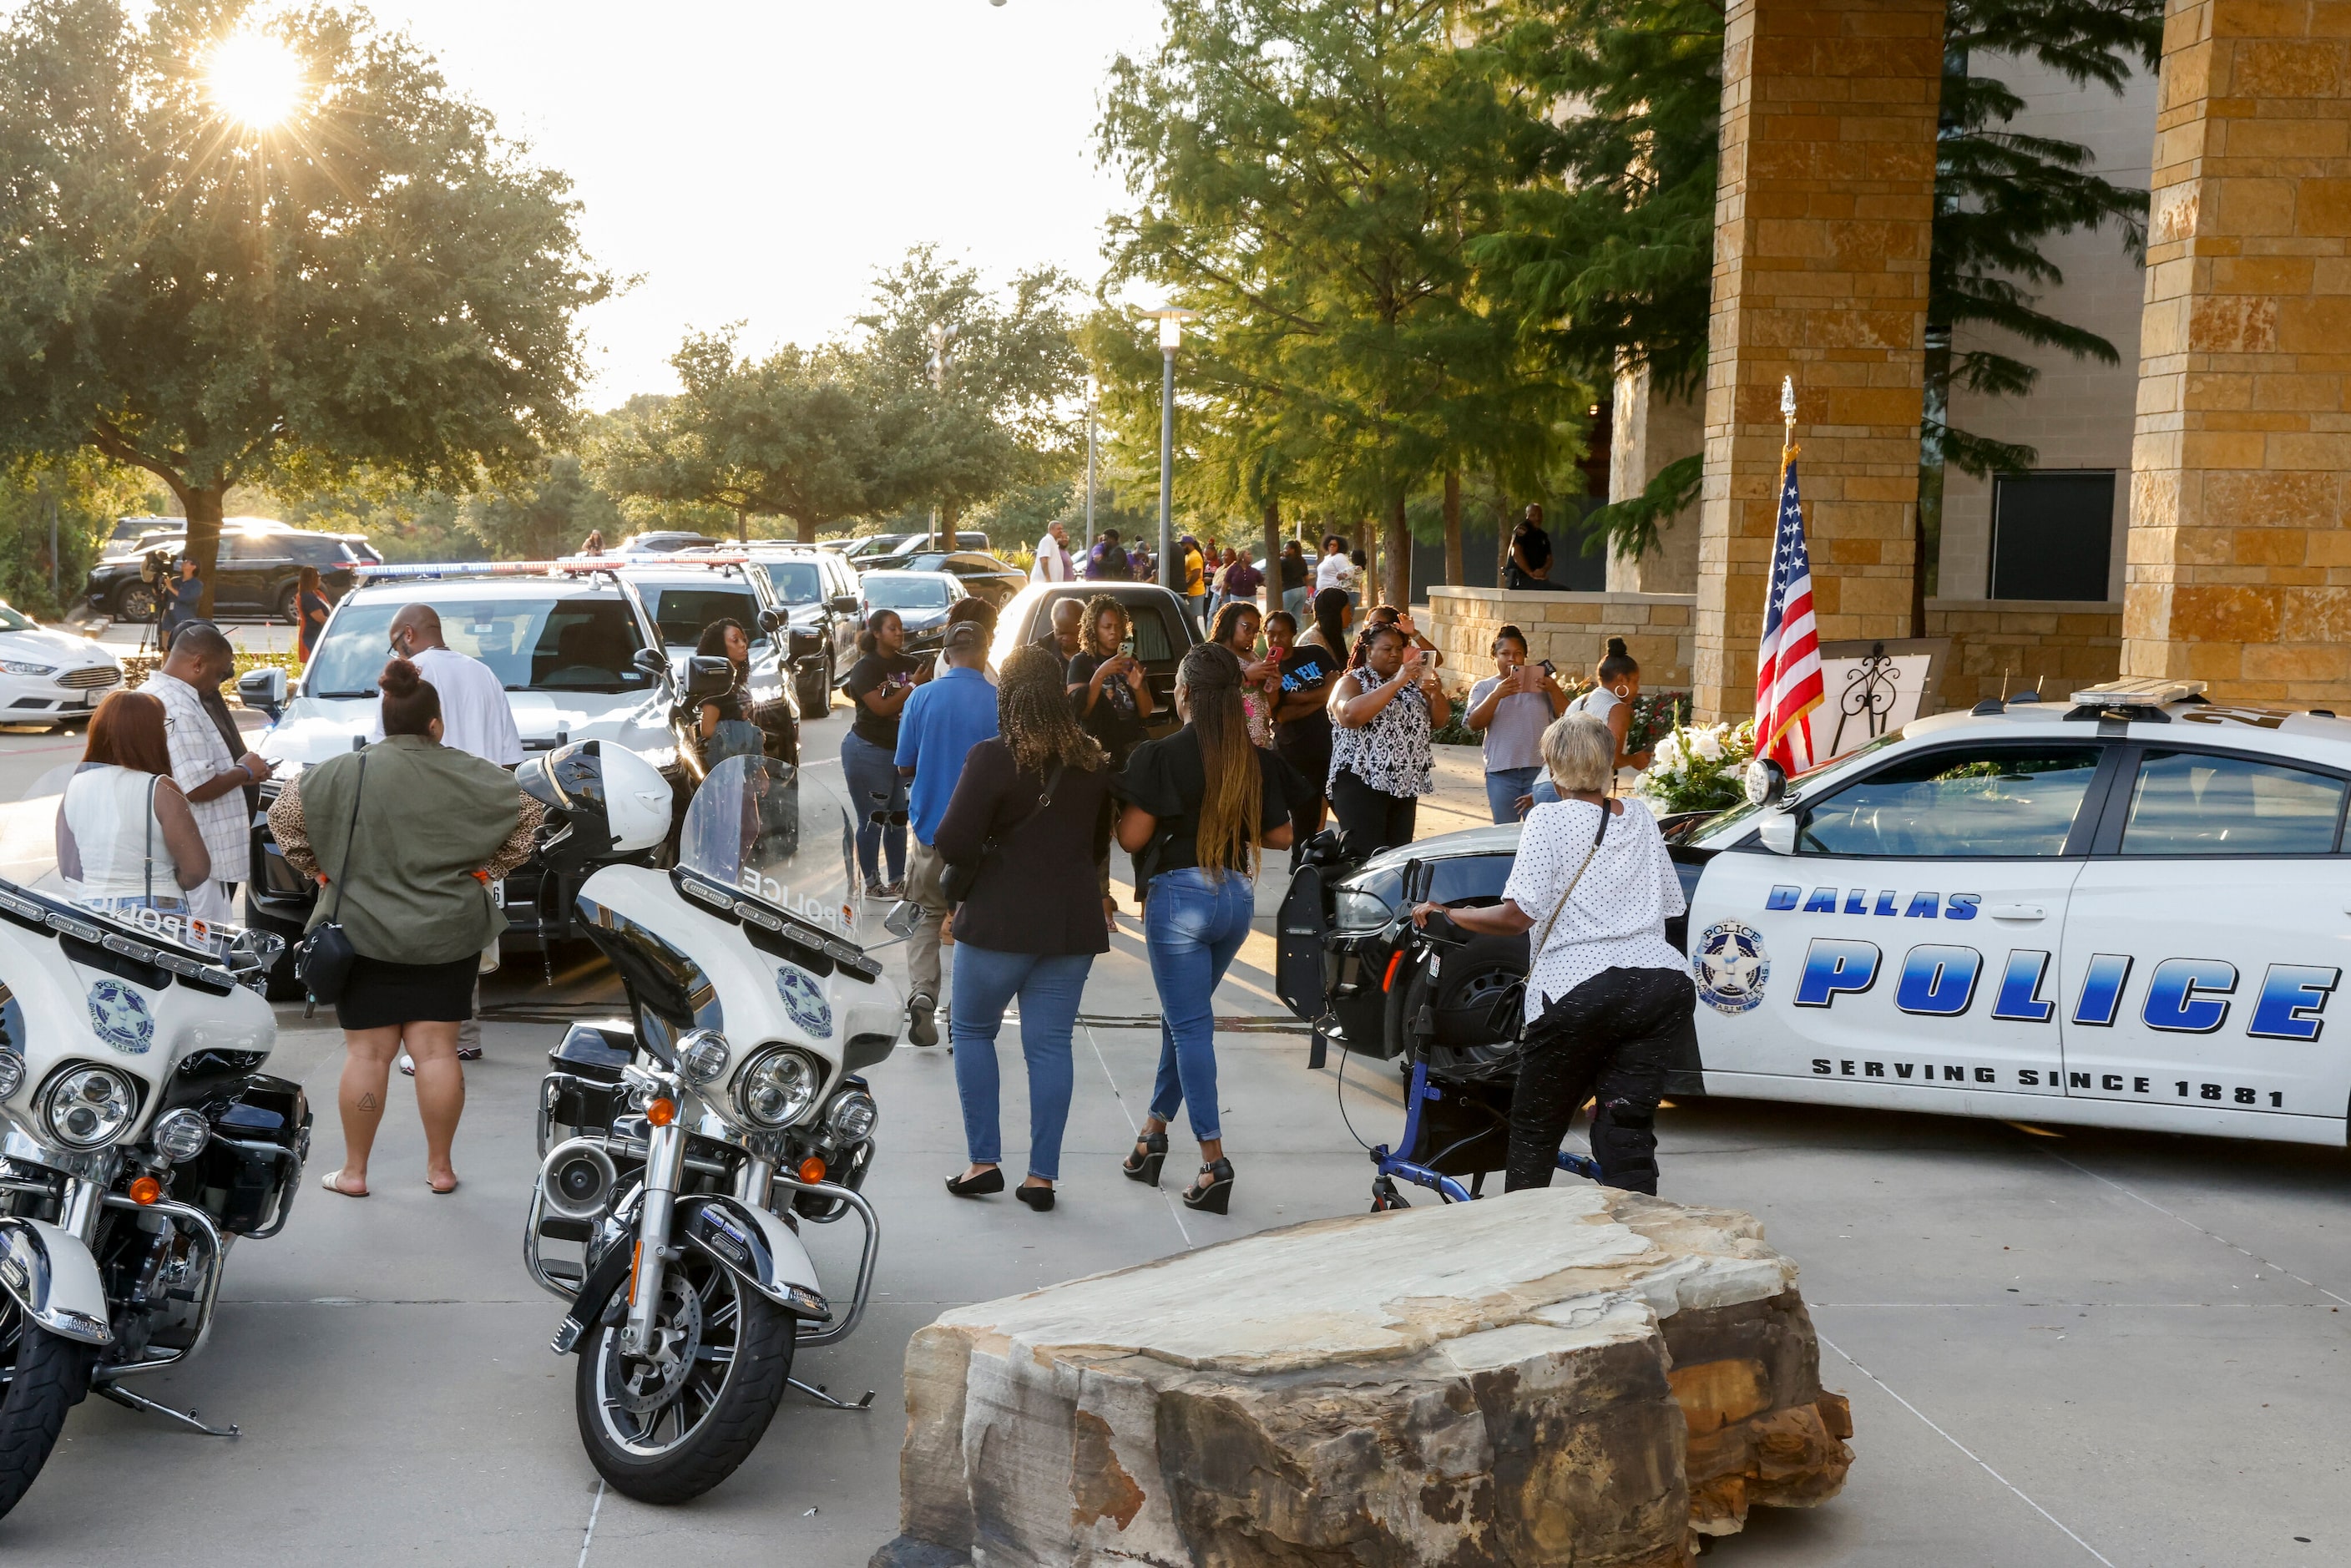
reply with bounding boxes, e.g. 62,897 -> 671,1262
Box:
941,765 -> 1062,907
295,754 -> 370,1005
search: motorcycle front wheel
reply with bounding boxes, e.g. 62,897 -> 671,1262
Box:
574,1251 -> 795,1503
0,1310 -> 97,1520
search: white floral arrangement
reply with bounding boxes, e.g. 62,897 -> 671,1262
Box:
1638,719 -> 1756,815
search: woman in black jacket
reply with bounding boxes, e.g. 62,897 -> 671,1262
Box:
934,644 -> 1115,1211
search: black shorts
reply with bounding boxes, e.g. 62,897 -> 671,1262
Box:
335,953 -> 478,1031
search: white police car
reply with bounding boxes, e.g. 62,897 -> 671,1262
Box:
1292,677 -> 2351,1151
1689,676 -> 2351,1146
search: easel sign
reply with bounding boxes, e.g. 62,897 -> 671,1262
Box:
1813,637 -> 1949,762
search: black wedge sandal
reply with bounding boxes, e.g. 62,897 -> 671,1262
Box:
1182,1157 -> 1235,1215
1122,1130 -> 1167,1186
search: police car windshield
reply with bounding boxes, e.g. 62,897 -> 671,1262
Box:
0,602 -> 34,633
1687,731 -> 1905,847
644,585 -> 761,648
307,595 -> 655,697
760,561 -> 822,604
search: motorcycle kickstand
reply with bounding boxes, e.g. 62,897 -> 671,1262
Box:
788,1377 -> 876,1411
94,1381 -> 239,1438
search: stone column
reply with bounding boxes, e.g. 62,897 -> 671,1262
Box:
1605,362 -> 1705,596
2122,1 -> 2351,704
1692,0 -> 1947,723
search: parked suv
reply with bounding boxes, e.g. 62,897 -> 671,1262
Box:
84,525 -> 377,623
733,545 -> 863,716
987,580 -> 1197,738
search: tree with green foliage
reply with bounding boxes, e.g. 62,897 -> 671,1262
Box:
0,0 -> 606,615
1101,0 -> 1584,609
852,247 -> 1083,549
594,333 -> 915,544
0,454 -> 168,616
1482,0 -> 2160,617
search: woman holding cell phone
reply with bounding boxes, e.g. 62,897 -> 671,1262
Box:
1065,594 -> 1155,769
840,609 -> 930,898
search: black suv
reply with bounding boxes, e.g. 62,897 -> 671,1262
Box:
85,529 -> 379,623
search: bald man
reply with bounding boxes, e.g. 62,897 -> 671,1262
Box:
1032,596 -> 1084,663
371,604 -> 523,766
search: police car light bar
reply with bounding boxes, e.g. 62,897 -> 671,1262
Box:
355,554 -> 756,581
2069,677 -> 2206,707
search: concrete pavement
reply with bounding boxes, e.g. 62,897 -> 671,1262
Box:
0,702 -> 2340,1564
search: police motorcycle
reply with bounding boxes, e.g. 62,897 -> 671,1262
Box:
520,751 -> 900,1503
0,878 -> 302,1517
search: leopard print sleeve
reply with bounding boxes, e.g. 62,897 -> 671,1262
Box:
268,778 -> 319,881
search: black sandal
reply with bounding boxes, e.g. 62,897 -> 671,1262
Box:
1182,1157 -> 1235,1215
1122,1130 -> 1167,1187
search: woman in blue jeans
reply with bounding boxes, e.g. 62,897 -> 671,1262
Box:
933,646 -> 1115,1211
838,610 -> 928,896
1464,624 -> 1567,822
1115,645 -> 1295,1213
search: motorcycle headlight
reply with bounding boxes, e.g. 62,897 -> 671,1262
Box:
675,1029 -> 731,1086
734,1046 -> 824,1130
0,1053 -> 22,1100
1334,887 -> 1393,932
150,1107 -> 210,1163
41,1065 -> 138,1151
824,1087 -> 878,1142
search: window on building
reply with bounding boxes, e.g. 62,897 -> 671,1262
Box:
1989,471 -> 2115,602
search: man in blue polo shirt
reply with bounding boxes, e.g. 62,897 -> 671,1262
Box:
894,622 -> 1000,1045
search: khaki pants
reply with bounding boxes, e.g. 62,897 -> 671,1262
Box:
905,840 -> 950,1005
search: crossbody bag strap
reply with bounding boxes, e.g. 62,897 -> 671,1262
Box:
1529,802 -> 1612,958
325,754 -> 370,921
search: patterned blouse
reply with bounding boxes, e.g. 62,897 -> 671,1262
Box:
1327,666 -> 1435,798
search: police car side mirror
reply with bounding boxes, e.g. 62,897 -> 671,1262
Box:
236,665 -> 287,721
757,606 -> 786,635
828,594 -> 860,615
786,627 -> 825,663
1757,809 -> 1798,856
631,647 -> 667,677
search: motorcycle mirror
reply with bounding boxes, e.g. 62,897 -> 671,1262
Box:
882,900 -> 923,940
1757,808 -> 1798,855
684,655 -> 735,700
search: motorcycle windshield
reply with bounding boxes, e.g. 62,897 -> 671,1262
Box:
678,755 -> 863,943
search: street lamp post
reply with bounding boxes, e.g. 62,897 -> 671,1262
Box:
927,321 -> 957,549
1148,308 -> 1196,594
1084,374 -> 1100,546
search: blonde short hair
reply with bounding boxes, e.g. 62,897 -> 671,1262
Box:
1542,714 -> 1615,795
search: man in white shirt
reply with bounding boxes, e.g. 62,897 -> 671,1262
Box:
1314,534 -> 1352,595
1031,519 -> 1074,584
145,624 -> 275,925
377,604 -> 521,1070
370,604 -> 523,764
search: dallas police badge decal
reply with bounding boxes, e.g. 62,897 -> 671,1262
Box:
87,979 -> 155,1055
776,964 -> 833,1039
1694,921 -> 1770,1014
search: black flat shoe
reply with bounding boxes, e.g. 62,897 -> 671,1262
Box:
1015,1182 -> 1055,1212
1121,1130 -> 1167,1186
1182,1157 -> 1235,1215
944,1166 -> 1004,1198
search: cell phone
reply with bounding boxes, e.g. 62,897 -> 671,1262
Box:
1118,637 -> 1136,660
1540,660 -> 1556,676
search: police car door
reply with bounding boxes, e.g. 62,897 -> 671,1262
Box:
1693,740 -> 2106,1108
2060,739 -> 2351,1138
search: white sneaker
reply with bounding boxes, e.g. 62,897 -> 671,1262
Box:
397,1051 -> 416,1078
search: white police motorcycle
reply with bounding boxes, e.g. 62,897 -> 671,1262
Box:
0,884 -> 301,1517
521,752 -> 900,1502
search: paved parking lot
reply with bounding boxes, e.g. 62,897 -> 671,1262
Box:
0,700 -> 2342,1565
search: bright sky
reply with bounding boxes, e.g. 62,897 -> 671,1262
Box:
367,0 -> 1167,406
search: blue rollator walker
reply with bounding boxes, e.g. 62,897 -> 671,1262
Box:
1361,857 -> 1605,1212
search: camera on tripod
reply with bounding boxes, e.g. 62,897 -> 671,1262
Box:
137,548 -> 174,585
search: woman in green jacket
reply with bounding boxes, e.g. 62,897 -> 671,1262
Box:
270,658 -> 541,1196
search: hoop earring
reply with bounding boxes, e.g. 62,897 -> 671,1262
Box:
1613,682 -> 1631,700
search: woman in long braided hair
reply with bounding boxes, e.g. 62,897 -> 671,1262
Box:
1114,644 -> 1295,1214
932,645 -> 1115,1211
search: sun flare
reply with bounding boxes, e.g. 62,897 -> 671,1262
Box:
203,30 -> 305,129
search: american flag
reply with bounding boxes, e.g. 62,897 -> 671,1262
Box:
1754,448 -> 1823,771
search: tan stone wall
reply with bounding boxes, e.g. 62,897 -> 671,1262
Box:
1693,0 -> 1947,722
1924,598 -> 2124,711
1426,587 -> 1695,697
2123,0 -> 2351,703
1605,365 -> 1704,596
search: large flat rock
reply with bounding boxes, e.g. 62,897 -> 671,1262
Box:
877,1186 -> 1851,1568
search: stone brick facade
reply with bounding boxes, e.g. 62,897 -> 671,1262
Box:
1693,0 -> 1947,723
2121,0 -> 2351,703
1425,587 -> 1694,697
1924,598 -> 2124,711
